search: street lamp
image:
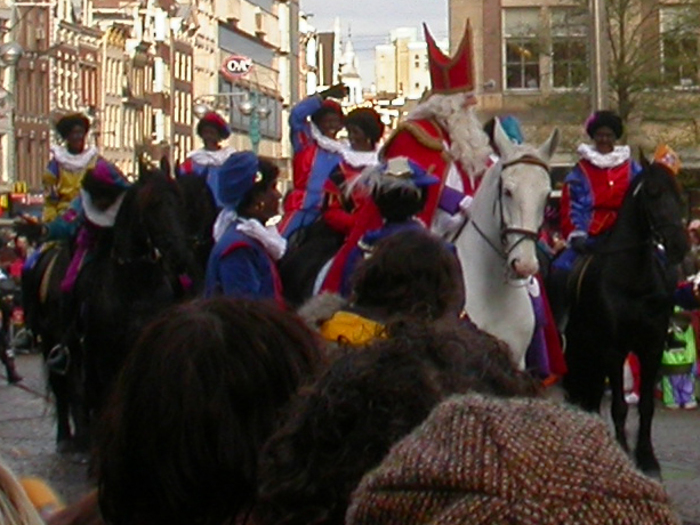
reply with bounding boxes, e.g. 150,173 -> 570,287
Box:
0,42 -> 23,67
193,91 -> 271,153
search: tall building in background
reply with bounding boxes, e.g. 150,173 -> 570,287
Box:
299,12 -> 318,97
374,27 -> 447,101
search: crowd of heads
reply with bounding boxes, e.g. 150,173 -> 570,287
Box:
21,94 -> 683,525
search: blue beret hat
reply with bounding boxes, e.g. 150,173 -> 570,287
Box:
217,151 -> 261,208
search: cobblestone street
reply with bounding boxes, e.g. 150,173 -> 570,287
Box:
1,354 -> 700,523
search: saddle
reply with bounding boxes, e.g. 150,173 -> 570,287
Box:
38,245 -> 64,305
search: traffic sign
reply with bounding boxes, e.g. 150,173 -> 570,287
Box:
220,55 -> 254,82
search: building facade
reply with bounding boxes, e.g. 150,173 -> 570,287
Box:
1,0 -> 309,187
374,27 -> 448,101
449,0 -> 700,163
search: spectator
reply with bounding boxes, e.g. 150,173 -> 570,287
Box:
255,325 -> 538,525
347,394 -> 680,525
301,228 -> 464,348
92,298 -> 323,525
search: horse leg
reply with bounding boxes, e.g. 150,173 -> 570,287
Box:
48,371 -> 73,452
563,322 -> 607,412
635,349 -> 662,479
607,353 -> 629,453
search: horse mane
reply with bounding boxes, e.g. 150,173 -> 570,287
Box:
136,168 -> 182,211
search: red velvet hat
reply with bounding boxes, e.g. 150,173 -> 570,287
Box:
424,21 -> 475,95
197,111 -> 231,140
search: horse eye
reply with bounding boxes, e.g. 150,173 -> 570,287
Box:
504,188 -> 513,198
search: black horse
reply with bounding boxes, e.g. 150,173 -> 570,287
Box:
175,173 -> 218,275
22,159 -> 198,452
562,155 -> 688,477
79,160 -> 200,431
22,243 -> 85,451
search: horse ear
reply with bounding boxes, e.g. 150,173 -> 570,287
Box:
537,128 -> 560,162
138,158 -> 148,180
493,118 -> 516,160
160,156 -> 171,177
639,148 -> 651,170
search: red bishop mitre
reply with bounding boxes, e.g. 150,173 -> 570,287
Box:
424,20 -> 475,95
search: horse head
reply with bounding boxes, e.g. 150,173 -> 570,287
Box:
491,119 -> 559,279
112,161 -> 200,290
633,153 -> 688,264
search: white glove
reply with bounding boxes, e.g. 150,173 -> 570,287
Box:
458,195 -> 474,216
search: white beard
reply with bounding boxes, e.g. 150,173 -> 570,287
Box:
408,93 -> 492,176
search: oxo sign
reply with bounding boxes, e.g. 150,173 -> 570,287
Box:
220,55 -> 254,81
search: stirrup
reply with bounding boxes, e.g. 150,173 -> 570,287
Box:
47,344 -> 71,376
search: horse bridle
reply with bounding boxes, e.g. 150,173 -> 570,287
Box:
463,155 -> 550,262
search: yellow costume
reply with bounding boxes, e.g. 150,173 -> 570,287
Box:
43,145 -> 99,222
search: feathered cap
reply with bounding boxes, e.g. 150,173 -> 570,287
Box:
653,144 -> 682,176
217,151 -> 263,209
585,110 -> 623,139
82,159 -> 131,198
424,21 -> 475,95
197,111 -> 231,140
349,157 -> 438,198
55,113 -> 91,140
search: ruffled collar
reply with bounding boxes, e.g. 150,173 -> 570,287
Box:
577,143 -> 631,169
81,189 -> 125,227
309,122 -> 350,155
51,145 -> 99,172
342,149 -> 379,168
187,146 -> 237,167
309,122 -> 380,167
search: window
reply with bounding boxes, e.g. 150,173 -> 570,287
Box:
504,8 -> 541,90
660,7 -> 699,87
551,8 -> 588,89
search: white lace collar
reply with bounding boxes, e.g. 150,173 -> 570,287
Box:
51,145 -> 99,172
577,143 -> 631,169
342,148 -> 379,168
81,189 -> 125,227
309,122 -> 350,155
309,122 -> 380,167
187,146 -> 237,167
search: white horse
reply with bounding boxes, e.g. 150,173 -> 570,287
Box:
449,119 -> 559,369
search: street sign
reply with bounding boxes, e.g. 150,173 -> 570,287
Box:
220,55 -> 254,82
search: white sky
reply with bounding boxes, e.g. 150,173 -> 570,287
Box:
300,0 -> 449,85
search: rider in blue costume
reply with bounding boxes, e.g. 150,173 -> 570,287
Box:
175,112 -> 236,206
279,84 -> 348,240
205,152 -> 285,303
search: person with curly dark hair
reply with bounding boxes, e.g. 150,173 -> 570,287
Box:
43,113 -> 121,223
74,298 -> 323,525
255,324 -> 539,525
319,156 -> 439,297
307,228 -> 463,347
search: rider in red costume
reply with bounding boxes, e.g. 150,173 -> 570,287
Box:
381,22 -> 492,238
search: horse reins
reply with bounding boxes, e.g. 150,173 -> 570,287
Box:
458,155 -> 550,262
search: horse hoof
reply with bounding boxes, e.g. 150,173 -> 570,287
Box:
56,440 -> 73,454
636,453 -> 661,480
643,467 -> 662,481
70,452 -> 90,465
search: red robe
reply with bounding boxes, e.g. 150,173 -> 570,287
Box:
381,118 -> 479,226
